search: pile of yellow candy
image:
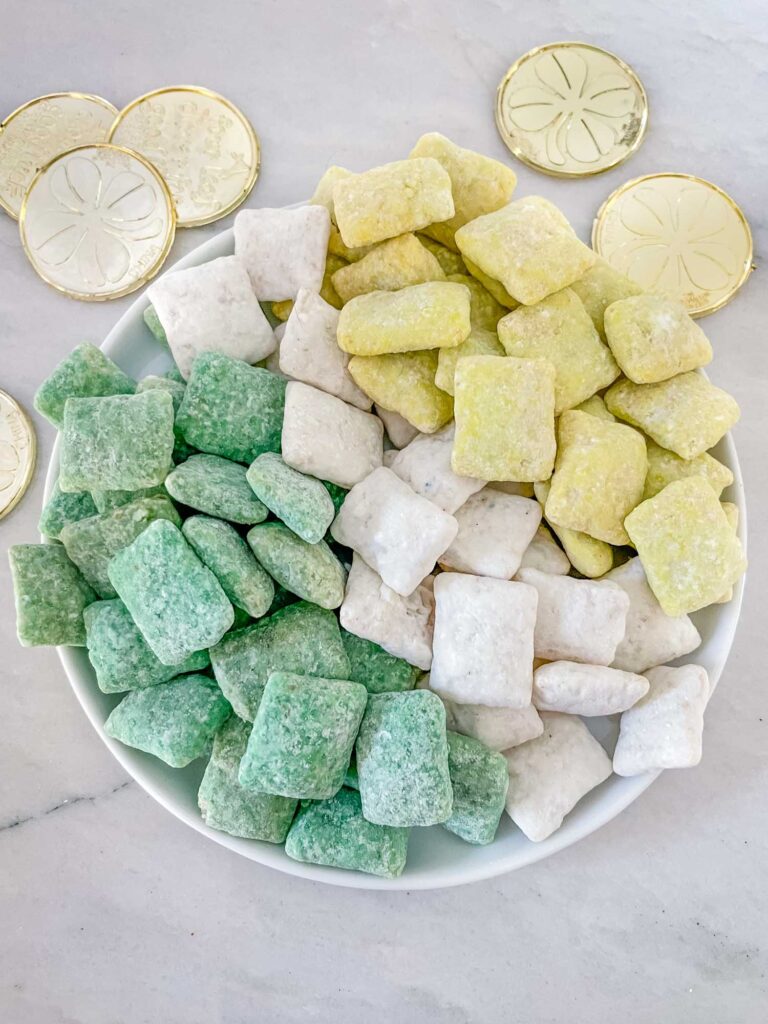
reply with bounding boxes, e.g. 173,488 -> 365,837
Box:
283,132 -> 745,618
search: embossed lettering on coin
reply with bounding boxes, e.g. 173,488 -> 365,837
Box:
109,86 -> 260,227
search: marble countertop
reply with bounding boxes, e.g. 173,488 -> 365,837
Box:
2,1 -> 766,1021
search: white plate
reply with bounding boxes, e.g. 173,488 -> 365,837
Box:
45,225 -> 747,890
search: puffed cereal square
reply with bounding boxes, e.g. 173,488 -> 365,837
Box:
332,158 -> 454,248
544,410 -> 647,545
452,356 -> 556,481
498,289 -> 619,413
454,197 -> 596,306
623,477 -> 746,615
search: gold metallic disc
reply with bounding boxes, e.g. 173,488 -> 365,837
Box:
593,173 -> 754,317
0,389 -> 36,521
0,92 -> 117,219
19,143 -> 176,302
495,42 -> 648,177
108,86 -> 260,227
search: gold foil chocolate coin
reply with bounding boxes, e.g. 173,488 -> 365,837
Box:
0,92 -> 117,219
496,42 -> 648,177
0,389 -> 36,521
108,86 -> 260,227
593,173 -> 753,317
19,143 -> 176,301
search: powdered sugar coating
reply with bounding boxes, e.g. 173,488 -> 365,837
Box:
504,712 -> 612,842
532,661 -> 649,716
281,381 -> 383,488
613,664 -> 709,776
430,574 -> 537,708
339,555 -> 435,670
517,567 -> 629,665
147,255 -> 275,379
331,467 -> 458,597
234,205 -> 331,301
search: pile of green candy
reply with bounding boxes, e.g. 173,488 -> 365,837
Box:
10,339 -> 509,879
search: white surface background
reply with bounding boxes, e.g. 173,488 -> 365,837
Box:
1,2 -> 766,1021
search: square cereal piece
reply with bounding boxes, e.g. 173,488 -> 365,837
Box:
234,205 -> 331,300
279,289 -> 371,409
210,601 -> 350,721
643,439 -> 733,501
59,390 -> 174,493
84,598 -> 210,693
435,326 -> 504,396
38,481 -> 97,541
440,489 -> 542,578
246,452 -> 335,544
348,351 -> 453,434
285,787 -> 409,879
375,405 -> 419,449
569,258 -> 642,337
388,424 -> 485,512
604,295 -> 712,384
449,702 -> 543,752
533,479 -> 613,578
238,672 -> 367,800
518,523 -> 571,576
340,555 -> 435,671
331,232 -> 445,303
532,661 -> 649,716
281,381 -> 383,488
410,132 -> 517,250
60,494 -> 181,598
165,453 -> 267,524
498,289 -> 619,413
605,558 -> 701,674
430,574 -> 537,708
108,520 -> 234,665
453,355 -> 556,481
9,544 -> 95,647
34,342 -> 135,429
105,673 -> 231,767
544,410 -> 647,545
332,158 -> 454,247
356,690 -> 453,826
147,255 -> 276,379
504,712 -> 612,842
199,716 -> 297,842
247,522 -> 347,609
176,352 -> 286,464
182,516 -> 274,620
341,630 -> 420,694
330,467 -> 458,596
624,477 -> 746,615
613,665 -> 709,776
517,567 -> 629,664
605,372 -> 740,460
454,196 -> 596,306
337,281 -> 471,356
444,731 -> 509,845
418,234 -> 467,275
